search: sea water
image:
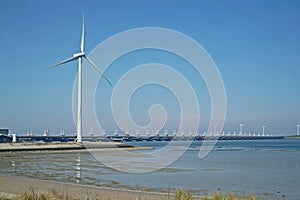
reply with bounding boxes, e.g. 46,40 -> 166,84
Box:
0,139 -> 299,199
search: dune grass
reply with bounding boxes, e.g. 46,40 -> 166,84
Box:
0,185 -> 76,200
200,192 -> 259,200
172,190 -> 259,200
0,187 -> 260,200
174,190 -> 193,200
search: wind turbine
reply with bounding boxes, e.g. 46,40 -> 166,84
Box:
262,126 -> 266,136
239,123 -> 243,135
49,13 -> 112,143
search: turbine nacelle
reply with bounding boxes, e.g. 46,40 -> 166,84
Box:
73,52 -> 85,58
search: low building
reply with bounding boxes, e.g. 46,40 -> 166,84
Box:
0,134 -> 12,143
0,129 -> 12,143
0,129 -> 9,135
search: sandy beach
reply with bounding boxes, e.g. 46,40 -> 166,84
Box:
0,176 -> 172,200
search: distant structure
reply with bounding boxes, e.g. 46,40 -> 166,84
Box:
297,124 -> 300,136
135,129 -> 140,137
262,126 -> 266,136
12,134 -> 17,143
0,129 -> 12,143
155,130 -> 159,137
239,124 -> 244,136
59,130 -> 65,136
43,129 -> 50,137
164,130 -> 168,137
213,125 -> 217,136
100,129 -> 106,136
113,130 -> 118,136
88,130 -> 94,137
173,130 -> 177,136
0,129 -> 9,135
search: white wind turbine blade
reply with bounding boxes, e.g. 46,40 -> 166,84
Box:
84,56 -> 112,86
81,12 -> 85,53
48,56 -> 78,69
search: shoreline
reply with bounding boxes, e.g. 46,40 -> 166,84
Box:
284,135 -> 300,139
0,142 -> 153,152
0,176 -> 262,200
0,175 -> 171,200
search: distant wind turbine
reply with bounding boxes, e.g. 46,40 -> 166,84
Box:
262,126 -> 266,136
49,13 -> 112,143
239,124 -> 243,135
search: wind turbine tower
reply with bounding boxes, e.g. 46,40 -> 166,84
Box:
262,126 -> 266,136
240,124 -> 243,135
49,13 -> 111,142
297,124 -> 300,136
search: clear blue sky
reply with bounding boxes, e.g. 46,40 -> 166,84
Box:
0,0 -> 299,135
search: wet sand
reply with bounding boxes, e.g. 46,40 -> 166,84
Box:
0,142 -> 153,152
0,176 -> 172,200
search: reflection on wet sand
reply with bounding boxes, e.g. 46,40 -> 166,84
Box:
76,154 -> 81,183
11,160 -> 16,172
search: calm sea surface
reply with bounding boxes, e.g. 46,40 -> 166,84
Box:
1,139 -> 300,199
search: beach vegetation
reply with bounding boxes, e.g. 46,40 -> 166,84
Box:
201,192 -> 259,200
0,186 -> 76,200
174,190 -> 193,200
0,188 -> 260,200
